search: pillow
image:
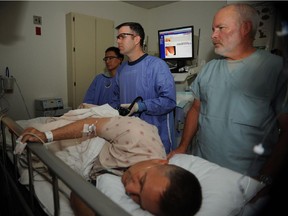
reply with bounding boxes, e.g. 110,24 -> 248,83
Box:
97,174 -> 153,216
96,154 -> 264,216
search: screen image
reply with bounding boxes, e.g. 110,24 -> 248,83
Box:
158,26 -> 194,61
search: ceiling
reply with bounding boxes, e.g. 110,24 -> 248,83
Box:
122,1 -> 179,9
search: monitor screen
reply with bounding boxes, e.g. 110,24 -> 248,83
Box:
158,26 -> 194,63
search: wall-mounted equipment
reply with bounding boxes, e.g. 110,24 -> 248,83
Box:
35,97 -> 71,117
1,67 -> 14,94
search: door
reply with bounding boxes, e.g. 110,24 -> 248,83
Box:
66,12 -> 114,109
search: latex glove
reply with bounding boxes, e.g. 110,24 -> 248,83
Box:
120,103 -> 139,116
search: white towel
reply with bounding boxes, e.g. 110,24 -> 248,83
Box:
59,104 -> 119,121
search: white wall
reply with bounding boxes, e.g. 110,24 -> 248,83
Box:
0,1 -> 226,120
143,1 -> 223,61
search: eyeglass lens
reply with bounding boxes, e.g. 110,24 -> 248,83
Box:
116,33 -> 135,40
103,56 -> 118,61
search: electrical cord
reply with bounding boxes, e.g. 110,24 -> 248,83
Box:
14,77 -> 31,119
21,132 -> 46,145
13,132 -> 71,198
0,97 -> 9,114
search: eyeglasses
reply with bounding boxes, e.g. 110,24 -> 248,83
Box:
103,56 -> 118,61
116,33 -> 135,40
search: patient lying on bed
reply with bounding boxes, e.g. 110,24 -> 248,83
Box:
20,116 -> 202,216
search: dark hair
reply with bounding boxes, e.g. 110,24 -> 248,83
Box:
115,22 -> 145,47
159,165 -> 202,216
105,46 -> 124,60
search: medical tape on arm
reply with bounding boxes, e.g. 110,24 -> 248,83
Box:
82,121 -> 97,138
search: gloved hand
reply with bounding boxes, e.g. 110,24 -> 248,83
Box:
120,103 -> 139,116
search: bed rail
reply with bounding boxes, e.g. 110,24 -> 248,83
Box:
0,115 -> 131,216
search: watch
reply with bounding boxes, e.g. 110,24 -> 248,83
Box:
259,174 -> 273,185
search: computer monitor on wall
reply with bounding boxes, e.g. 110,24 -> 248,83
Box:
158,26 -> 194,72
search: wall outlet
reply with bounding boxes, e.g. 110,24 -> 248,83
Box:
33,15 -> 42,25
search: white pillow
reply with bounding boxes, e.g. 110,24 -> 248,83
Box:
97,174 -> 153,216
96,154 -> 264,216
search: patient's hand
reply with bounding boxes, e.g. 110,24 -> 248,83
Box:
78,103 -> 97,109
21,127 -> 46,144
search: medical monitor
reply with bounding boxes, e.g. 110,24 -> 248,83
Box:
158,26 -> 194,71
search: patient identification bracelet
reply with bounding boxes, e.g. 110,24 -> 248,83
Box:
44,131 -> 54,142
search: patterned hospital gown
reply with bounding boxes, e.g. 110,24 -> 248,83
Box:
89,116 -> 166,179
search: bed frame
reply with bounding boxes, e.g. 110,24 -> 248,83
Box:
0,115 -> 131,216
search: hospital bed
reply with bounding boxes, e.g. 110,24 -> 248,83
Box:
0,106 -> 266,216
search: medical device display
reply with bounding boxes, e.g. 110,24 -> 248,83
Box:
158,26 -> 194,71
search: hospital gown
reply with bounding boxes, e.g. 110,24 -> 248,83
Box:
83,72 -> 116,105
110,54 -> 176,154
89,116 -> 167,179
191,49 -> 287,177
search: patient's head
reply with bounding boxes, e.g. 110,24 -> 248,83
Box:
121,159 -> 202,216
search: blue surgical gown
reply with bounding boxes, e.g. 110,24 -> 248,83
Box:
83,73 -> 116,105
111,54 -> 176,154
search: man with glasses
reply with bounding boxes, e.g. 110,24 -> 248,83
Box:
111,22 -> 177,154
79,46 -> 124,108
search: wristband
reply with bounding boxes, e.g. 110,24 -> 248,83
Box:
44,131 -> 53,142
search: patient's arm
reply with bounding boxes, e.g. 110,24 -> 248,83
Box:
70,191 -> 97,216
21,117 -> 110,143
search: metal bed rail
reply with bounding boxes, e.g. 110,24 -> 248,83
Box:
1,115 -> 131,216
